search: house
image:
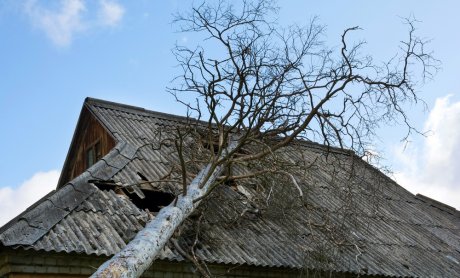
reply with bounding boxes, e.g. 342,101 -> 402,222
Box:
1,97 -> 459,277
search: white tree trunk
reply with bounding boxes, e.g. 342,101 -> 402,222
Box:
91,146 -> 234,277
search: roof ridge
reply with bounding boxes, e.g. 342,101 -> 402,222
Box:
85,97 -> 358,156
85,97 -> 194,124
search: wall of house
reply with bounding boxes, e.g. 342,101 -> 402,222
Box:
0,250 -> 383,278
59,106 -> 116,186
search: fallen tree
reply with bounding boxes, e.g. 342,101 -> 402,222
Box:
92,0 -> 436,277
91,147 -> 236,277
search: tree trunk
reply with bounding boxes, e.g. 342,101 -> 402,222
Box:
91,146 -> 235,277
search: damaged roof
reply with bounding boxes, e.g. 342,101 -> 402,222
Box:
1,97 -> 459,277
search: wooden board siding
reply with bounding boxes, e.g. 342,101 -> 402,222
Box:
1,250 -> 356,278
58,106 -> 116,186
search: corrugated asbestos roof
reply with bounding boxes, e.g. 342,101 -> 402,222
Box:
1,97 -> 459,277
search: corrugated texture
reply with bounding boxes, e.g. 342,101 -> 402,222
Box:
0,178 -> 96,246
88,98 -> 460,276
33,189 -> 151,256
1,97 -> 459,277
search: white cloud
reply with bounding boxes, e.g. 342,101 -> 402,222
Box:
98,0 -> 124,27
24,0 -> 125,47
0,170 -> 59,226
394,95 -> 460,210
25,0 -> 86,47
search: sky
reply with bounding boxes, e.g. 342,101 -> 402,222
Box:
0,0 -> 460,225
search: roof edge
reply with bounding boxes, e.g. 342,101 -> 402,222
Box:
415,194 -> 459,216
56,100 -> 89,187
0,190 -> 56,235
85,97 -> 357,156
0,142 -> 136,246
85,97 -> 195,124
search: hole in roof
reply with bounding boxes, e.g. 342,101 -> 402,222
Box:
225,178 -> 237,187
137,172 -> 148,181
128,190 -> 175,213
202,141 -> 220,155
90,180 -> 117,191
402,263 -> 410,270
91,180 -> 175,213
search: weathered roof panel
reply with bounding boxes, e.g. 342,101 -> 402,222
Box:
1,97 -> 459,277
33,189 -> 151,256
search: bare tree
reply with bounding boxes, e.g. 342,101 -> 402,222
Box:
92,0 -> 436,277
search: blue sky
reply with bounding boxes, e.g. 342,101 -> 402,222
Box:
1,0 -> 460,224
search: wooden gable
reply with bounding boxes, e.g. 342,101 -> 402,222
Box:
57,104 -> 116,187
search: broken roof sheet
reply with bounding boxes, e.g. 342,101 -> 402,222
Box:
1,97 -> 459,277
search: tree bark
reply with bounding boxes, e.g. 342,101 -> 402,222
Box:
91,144 -> 236,278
